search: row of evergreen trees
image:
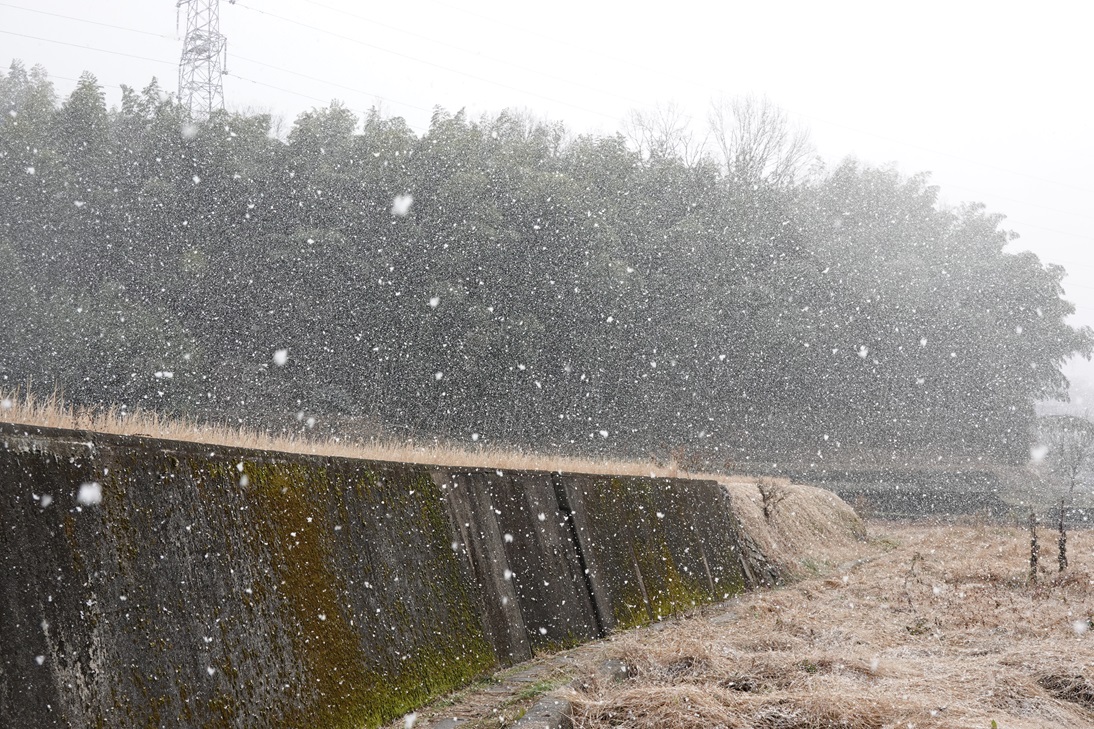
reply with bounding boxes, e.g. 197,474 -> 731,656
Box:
1,62 -> 1088,465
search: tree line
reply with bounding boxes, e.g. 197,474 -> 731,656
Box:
1,62 -> 1088,465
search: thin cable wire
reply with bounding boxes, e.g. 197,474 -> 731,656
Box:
1006,221 -> 1094,242
3,7 -> 1089,224
0,29 -> 175,66
292,0 -> 647,109
47,72 -> 125,88
227,71 -> 429,133
2,2 -> 1081,199
2,1 -> 1085,199
800,112 -> 1091,195
0,2 -> 176,40
231,2 -> 622,123
230,6 -> 1093,222
230,52 -> 434,115
940,183 -> 1094,222
419,0 -> 1091,196
7,8 -> 1085,255
423,0 -> 641,81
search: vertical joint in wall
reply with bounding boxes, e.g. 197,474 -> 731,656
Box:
550,474 -> 605,639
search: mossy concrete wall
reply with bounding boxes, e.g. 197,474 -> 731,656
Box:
1,423 -> 751,727
561,475 -> 747,631
433,471 -> 601,658
0,424 -> 494,728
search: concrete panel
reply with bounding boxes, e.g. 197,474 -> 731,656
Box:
0,423 -> 495,729
478,471 -> 600,652
431,470 -> 531,665
559,475 -> 747,632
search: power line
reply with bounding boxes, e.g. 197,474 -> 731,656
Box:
798,112 -> 1092,195
0,23 -> 427,125
0,29 -> 176,66
1041,257 -> 1094,271
292,0 -> 647,110
41,67 -> 428,136
0,2 -> 175,40
5,5 -> 1085,235
231,51 -> 434,115
228,71 -> 343,106
44,71 -> 128,93
240,2 -> 1094,219
227,5 -> 1094,206
0,0 -> 628,127
2,7 -> 1089,225
420,0 -> 1091,197
940,182 -> 1094,222
0,27 -> 419,133
1006,220 -> 1094,242
0,4 -> 1077,196
231,1 -> 622,123
423,0 -> 642,83
0,0 -> 1082,199
227,71 -> 429,133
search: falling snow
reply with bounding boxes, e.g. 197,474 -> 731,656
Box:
391,194 -> 414,216
76,482 -> 102,506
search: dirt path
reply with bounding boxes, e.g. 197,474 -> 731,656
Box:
398,521 -> 1094,729
399,610 -> 726,728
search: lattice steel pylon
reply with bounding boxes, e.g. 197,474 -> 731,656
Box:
177,0 -> 227,119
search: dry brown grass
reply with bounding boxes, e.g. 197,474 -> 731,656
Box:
0,388 -> 752,479
399,484 -> 876,729
564,523 -> 1094,729
719,478 -> 868,582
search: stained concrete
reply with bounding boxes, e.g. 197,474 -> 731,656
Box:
561,474 -> 747,631
1,423 -> 754,727
0,424 -> 493,728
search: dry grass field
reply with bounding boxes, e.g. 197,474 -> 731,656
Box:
563,521 -> 1094,729
0,388 -> 713,478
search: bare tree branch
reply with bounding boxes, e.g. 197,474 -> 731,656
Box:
624,101 -> 709,168
1037,413 -> 1094,506
708,94 -> 815,186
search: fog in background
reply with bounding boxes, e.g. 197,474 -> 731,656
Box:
3,0 -> 1093,456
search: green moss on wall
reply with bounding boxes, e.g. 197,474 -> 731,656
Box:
243,460 -> 494,729
580,476 -> 743,631
2,424 -> 750,728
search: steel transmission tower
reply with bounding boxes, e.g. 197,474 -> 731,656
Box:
177,0 -> 228,119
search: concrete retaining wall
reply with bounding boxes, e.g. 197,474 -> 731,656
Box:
0,423 -> 750,727
561,475 -> 746,632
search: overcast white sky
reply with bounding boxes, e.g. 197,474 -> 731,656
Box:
4,0 -> 1093,380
